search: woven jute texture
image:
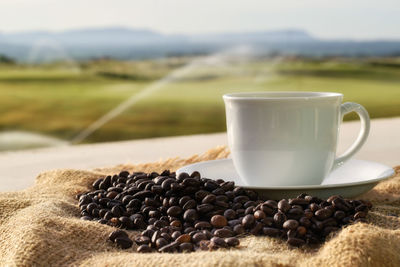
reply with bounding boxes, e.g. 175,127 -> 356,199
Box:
0,146 -> 399,267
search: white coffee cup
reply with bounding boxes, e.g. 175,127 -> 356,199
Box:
223,91 -> 370,186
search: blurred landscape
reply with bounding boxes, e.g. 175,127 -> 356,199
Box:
0,27 -> 399,151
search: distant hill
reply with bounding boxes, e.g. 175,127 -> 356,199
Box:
0,27 -> 399,62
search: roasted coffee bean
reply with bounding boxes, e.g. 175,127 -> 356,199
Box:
334,210 -> 346,220
254,210 -> 266,220
332,198 -> 350,211
197,204 -> 214,214
171,231 -> 182,240
289,198 -> 309,206
108,230 -> 128,242
211,215 -> 228,228
192,232 -> 207,243
233,224 -> 245,235
225,237 -> 240,246
214,228 -> 234,238
135,235 -> 150,245
151,231 -> 161,244
250,222 -> 263,235
156,238 -> 169,248
242,214 -> 255,228
261,217 -> 274,227
309,203 -> 320,212
176,234 -> 191,244
195,221 -> 212,229
299,217 -> 311,228
167,206 -> 182,217
283,219 -> 299,230
210,237 -> 228,248
297,226 -> 307,236
161,233 -> 171,242
183,209 -> 198,222
278,199 -> 291,213
182,199 -> 197,210
158,241 -> 179,253
322,218 -> 337,227
264,200 -> 278,209
224,209 -> 236,220
273,212 -> 286,227
202,194 -> 216,204
315,208 -> 333,220
115,236 -> 133,249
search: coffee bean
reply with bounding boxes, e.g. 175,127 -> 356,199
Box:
332,198 -> 350,212
225,237 -> 240,246
192,232 -> 207,243
287,237 -> 305,247
210,237 -> 228,248
135,235 -> 150,245
156,238 -> 168,248
214,228 -> 233,238
254,210 -> 266,220
158,241 -> 179,253
195,221 -> 212,229
202,194 -> 216,204
297,226 -> 307,236
273,212 -> 286,227
115,236 -> 133,249
224,209 -> 236,220
233,224 -> 245,235
289,198 -> 309,206
283,219 -> 299,230
315,208 -> 333,220
250,222 -> 263,235
109,230 -> 128,242
211,215 -> 228,228
309,203 -> 320,212
183,209 -> 198,222
167,206 -> 182,217
182,199 -> 197,210
242,214 -> 255,228
264,200 -> 278,209
197,204 -> 214,214
175,234 -> 191,244
299,217 -> 311,228
278,199 -> 290,212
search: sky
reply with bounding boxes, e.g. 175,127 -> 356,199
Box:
0,0 -> 399,40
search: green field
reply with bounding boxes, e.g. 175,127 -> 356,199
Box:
0,57 -> 399,146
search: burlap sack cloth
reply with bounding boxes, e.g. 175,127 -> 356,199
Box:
1,146 -> 399,267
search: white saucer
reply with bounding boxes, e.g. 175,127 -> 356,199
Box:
177,159 -> 395,199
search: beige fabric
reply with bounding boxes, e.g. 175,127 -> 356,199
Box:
0,146 -> 399,267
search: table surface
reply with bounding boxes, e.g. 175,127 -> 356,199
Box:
0,117 -> 399,192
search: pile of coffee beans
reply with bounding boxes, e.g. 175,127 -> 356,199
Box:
77,170 -> 372,252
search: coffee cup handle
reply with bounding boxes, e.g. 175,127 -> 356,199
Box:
332,102 -> 370,170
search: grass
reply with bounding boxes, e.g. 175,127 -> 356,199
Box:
0,57 -> 399,145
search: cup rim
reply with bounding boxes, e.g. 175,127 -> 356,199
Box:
223,91 -> 343,100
